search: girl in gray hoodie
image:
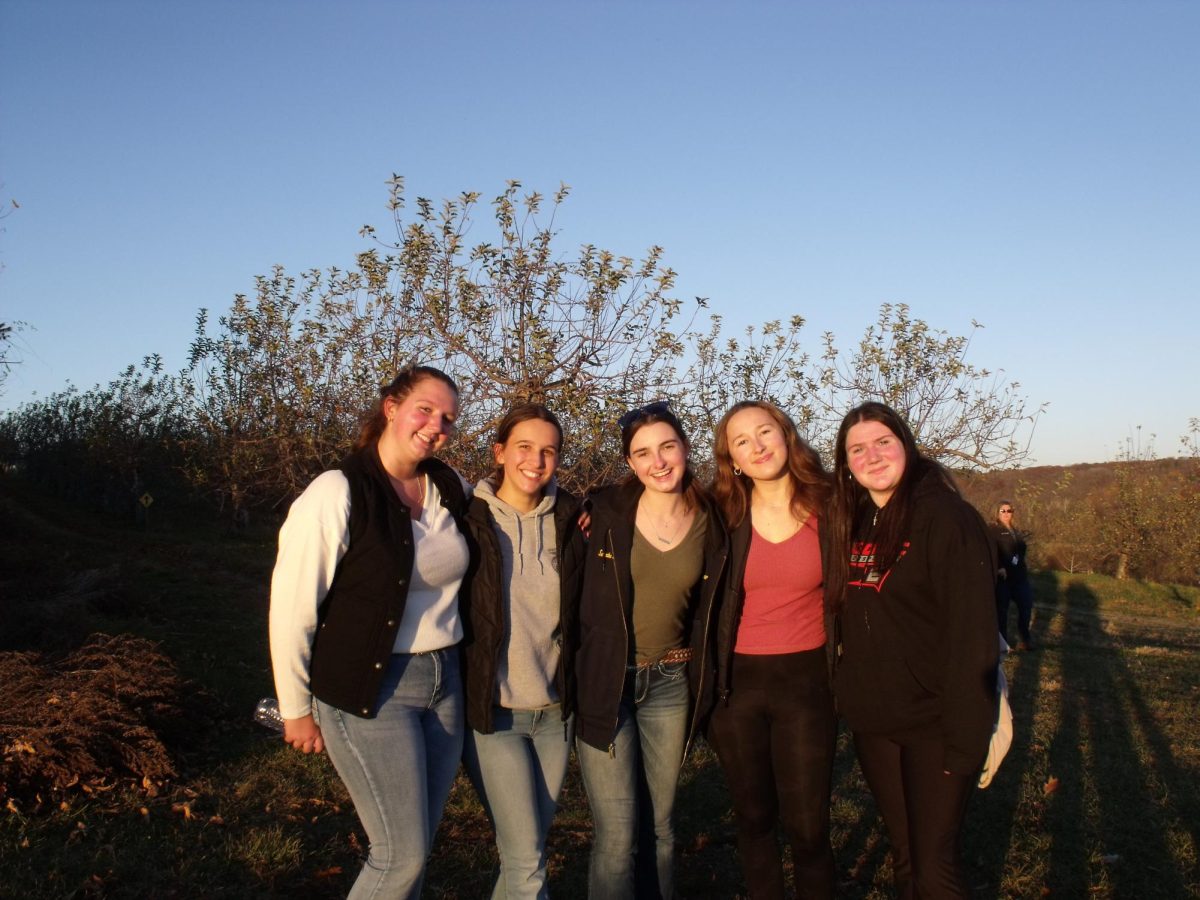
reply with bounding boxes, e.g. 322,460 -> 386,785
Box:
459,404 -> 583,899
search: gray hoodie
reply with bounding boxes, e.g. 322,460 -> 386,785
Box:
474,476 -> 562,710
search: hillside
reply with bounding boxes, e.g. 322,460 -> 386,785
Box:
957,457 -> 1199,585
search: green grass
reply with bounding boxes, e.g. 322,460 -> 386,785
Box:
2,477 -> 1199,898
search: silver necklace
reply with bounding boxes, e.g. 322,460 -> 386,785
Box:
651,514 -> 682,545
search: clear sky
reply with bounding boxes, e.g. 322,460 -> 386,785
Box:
2,1 -> 1196,466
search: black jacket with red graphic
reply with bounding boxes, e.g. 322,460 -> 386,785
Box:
833,474 -> 998,774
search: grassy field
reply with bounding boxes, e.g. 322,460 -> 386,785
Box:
2,478 -> 1198,898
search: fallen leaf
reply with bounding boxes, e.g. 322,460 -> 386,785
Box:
139,807 -> 150,817
1043,776 -> 1060,796
207,815 -> 225,826
19,837 -> 29,848
171,802 -> 193,820
5,799 -> 19,814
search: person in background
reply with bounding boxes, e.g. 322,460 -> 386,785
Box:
460,403 -> 584,899
573,402 -> 728,900
707,400 -> 837,899
269,365 -> 471,900
991,499 -> 1035,650
825,401 -> 998,899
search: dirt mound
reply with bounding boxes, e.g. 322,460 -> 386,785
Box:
1,633 -> 200,810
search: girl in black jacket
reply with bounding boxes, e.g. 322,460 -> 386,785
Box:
826,402 -> 998,899
708,400 -> 836,900
459,403 -> 584,899
573,402 -> 727,900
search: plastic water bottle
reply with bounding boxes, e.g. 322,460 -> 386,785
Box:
253,697 -> 285,732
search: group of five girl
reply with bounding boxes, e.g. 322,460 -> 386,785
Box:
269,365 -> 999,899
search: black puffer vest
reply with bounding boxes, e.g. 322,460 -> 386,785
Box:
308,447 -> 468,717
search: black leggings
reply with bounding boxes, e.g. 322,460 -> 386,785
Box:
853,731 -> 976,899
710,648 -> 836,900
995,575 -> 1034,646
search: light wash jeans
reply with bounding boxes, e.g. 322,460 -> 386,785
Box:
313,646 -> 464,900
577,660 -> 690,900
462,707 -> 574,899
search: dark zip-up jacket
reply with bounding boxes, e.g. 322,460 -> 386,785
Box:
833,474 -> 998,774
459,485 -> 584,735
990,522 -> 1029,581
308,448 -> 469,718
572,479 -> 729,753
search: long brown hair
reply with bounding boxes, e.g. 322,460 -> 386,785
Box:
825,401 -> 958,612
711,400 -> 829,527
353,365 -> 459,451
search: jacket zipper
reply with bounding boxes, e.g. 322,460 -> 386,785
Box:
685,545 -> 727,757
607,528 -> 627,757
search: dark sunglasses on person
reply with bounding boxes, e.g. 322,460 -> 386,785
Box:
618,400 -> 672,430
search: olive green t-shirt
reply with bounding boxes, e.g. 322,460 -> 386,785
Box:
630,510 -> 707,664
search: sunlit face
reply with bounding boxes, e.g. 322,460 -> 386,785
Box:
382,377 -> 458,465
494,418 -> 560,503
997,505 -> 1015,525
626,421 -> 688,495
725,406 -> 788,483
845,419 -> 907,507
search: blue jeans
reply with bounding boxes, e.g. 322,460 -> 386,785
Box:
577,660 -> 690,900
313,647 -> 464,900
462,708 -> 574,899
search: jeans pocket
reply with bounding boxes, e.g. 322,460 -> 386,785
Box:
656,660 -> 687,680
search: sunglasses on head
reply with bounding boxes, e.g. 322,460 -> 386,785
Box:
618,400 -> 672,430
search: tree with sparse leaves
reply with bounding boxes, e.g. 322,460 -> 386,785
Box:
0,321 -> 19,391
7,177 -> 1041,525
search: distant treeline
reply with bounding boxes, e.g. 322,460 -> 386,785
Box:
3,359 -> 1196,587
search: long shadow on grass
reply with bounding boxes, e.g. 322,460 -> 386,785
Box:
967,624 -> 1048,898
1044,581 -> 1195,898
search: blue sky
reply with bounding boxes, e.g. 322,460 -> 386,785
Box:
2,1 -> 1196,466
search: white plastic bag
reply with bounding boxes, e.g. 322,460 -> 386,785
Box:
978,635 -> 1013,789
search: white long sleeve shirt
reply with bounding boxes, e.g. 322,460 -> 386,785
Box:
268,470 -> 470,719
